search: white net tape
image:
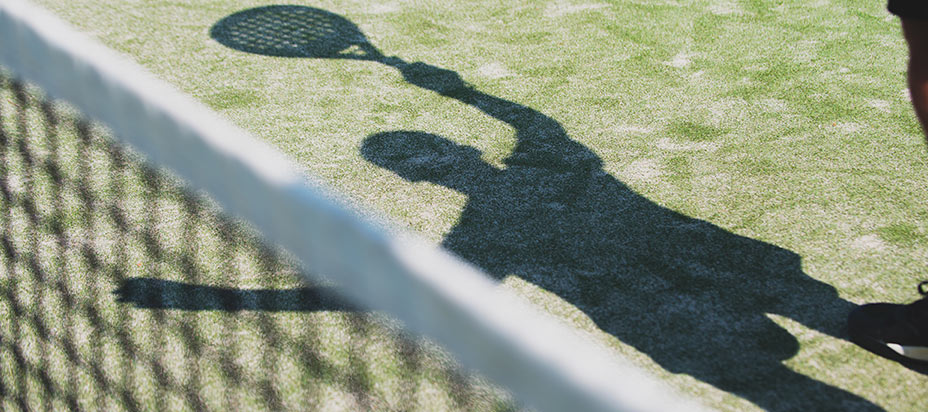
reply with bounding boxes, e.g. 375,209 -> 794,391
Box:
0,1 -> 704,411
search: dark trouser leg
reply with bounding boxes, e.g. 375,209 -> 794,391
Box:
902,19 -> 928,140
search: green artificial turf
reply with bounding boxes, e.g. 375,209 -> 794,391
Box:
7,0 -> 928,410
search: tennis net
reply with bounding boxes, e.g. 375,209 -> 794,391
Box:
0,1 -> 703,411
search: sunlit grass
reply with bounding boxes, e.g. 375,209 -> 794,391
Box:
20,1 -> 928,411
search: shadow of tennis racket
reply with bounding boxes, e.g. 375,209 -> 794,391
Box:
210,5 -> 470,96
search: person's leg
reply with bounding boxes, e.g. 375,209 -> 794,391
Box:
848,282 -> 928,369
846,4 -> 928,370
901,18 -> 928,139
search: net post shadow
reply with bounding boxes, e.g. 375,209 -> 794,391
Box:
112,277 -> 359,312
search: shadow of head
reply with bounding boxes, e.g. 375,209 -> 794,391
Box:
361,131 -> 487,183
209,5 -> 368,58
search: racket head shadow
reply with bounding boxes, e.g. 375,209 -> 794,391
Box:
210,5 -> 375,59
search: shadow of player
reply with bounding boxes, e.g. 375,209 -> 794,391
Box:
207,6 -> 881,410
361,63 -> 879,411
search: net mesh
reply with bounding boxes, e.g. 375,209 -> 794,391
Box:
0,1 -> 703,411
0,74 -> 513,411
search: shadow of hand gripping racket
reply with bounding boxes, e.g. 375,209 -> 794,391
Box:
211,6 -> 881,411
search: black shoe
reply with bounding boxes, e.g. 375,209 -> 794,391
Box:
848,281 -> 928,369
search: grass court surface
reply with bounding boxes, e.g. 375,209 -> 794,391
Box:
6,1 -> 928,411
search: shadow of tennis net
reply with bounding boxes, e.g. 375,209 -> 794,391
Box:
0,72 -> 515,411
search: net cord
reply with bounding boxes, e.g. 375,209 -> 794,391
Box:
0,1 -> 705,411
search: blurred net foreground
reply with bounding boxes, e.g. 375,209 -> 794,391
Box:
0,1 -> 704,412
0,70 -> 515,411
